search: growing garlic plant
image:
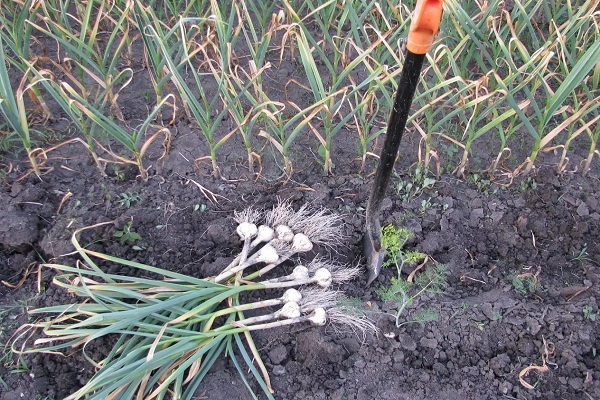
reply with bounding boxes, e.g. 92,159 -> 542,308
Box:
14,201 -> 376,400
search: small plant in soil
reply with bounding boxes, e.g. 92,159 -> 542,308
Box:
377,224 -> 447,327
113,220 -> 142,244
380,225 -> 426,276
519,177 -> 538,192
492,310 -> 503,322
469,172 -> 494,194
112,165 -> 126,181
509,271 -> 541,295
571,244 -> 598,266
377,242 -> 447,328
14,202 -> 376,400
117,192 -> 141,208
473,320 -> 486,331
396,307 -> 439,328
419,198 -> 433,215
193,203 -> 208,213
394,166 -> 436,203
582,305 -> 596,321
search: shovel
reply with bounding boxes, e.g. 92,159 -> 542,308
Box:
364,0 -> 443,285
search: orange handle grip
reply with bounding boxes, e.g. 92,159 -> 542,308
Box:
407,0 -> 443,54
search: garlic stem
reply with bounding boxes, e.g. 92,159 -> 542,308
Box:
243,260 -> 284,281
214,244 -> 280,283
243,308 -> 327,331
258,268 -> 332,289
261,265 -> 309,283
235,302 -> 300,326
202,289 -> 302,328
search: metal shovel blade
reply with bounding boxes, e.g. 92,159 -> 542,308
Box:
364,226 -> 384,286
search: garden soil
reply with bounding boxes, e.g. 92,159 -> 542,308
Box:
0,37 -> 599,399
1,129 -> 599,400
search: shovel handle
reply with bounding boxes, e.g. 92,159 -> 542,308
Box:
407,0 -> 443,54
364,0 -> 443,284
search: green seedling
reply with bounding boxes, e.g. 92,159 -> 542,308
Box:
419,198 -> 433,215
113,165 -> 126,181
380,225 -> 427,276
519,177 -> 537,192
571,244 -> 598,266
117,192 -> 141,208
377,262 -> 447,328
113,221 -> 142,244
473,320 -> 486,331
193,204 -> 208,213
492,311 -> 503,321
395,167 -> 436,203
571,245 -> 590,263
582,305 -> 596,321
397,307 -> 439,328
469,173 -> 493,194
509,271 -> 540,295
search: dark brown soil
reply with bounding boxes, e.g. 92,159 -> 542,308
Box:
0,126 -> 599,400
1,7 -> 599,398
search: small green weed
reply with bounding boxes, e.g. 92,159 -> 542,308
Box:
519,177 -> 537,192
113,221 -> 142,244
582,305 -> 596,321
571,244 -> 598,266
193,203 -> 208,213
117,192 -> 141,208
0,300 -> 32,379
492,310 -> 502,321
473,320 -> 486,331
419,198 -> 433,215
395,166 -> 436,202
112,166 -> 126,181
377,262 -> 447,327
397,307 -> 439,328
380,224 -> 426,275
469,172 -> 496,194
509,270 -> 540,295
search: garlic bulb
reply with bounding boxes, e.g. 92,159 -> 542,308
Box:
236,222 -> 257,240
277,302 -> 301,319
281,288 -> 302,303
290,265 -> 310,281
255,244 -> 280,264
291,233 -> 313,253
308,307 -> 327,326
253,225 -> 274,245
275,225 -> 294,242
312,268 -> 332,288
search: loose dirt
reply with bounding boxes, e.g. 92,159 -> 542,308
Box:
0,129 -> 599,400
1,15 -> 599,399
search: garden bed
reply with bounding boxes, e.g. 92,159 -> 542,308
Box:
1,1 -> 599,399
0,137 -> 599,400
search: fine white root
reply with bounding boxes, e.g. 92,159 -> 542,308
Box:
307,256 -> 361,283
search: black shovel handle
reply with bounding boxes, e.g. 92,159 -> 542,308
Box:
364,0 -> 443,285
365,50 -> 426,250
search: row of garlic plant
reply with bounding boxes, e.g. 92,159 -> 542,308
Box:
1,0 -> 598,180
441,0 -> 600,176
16,202 -> 375,400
